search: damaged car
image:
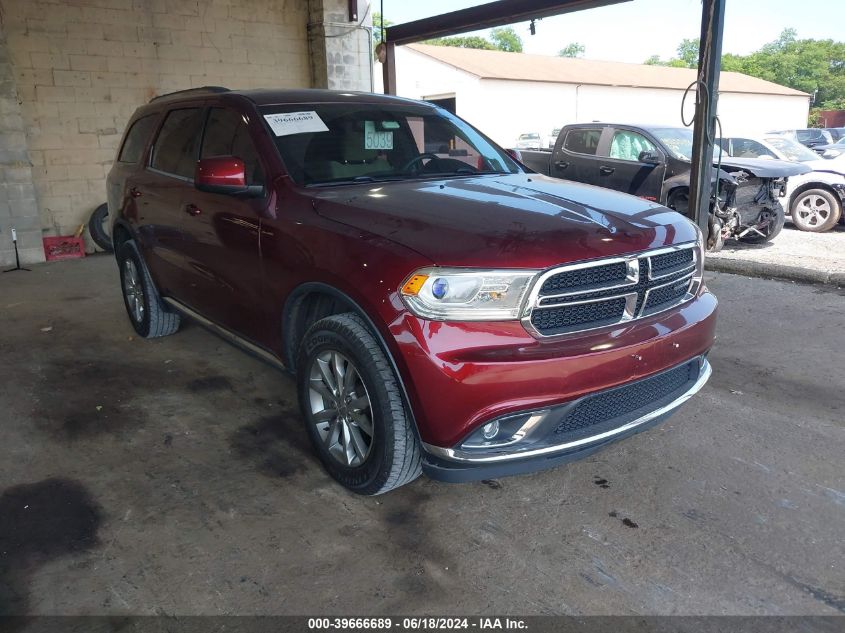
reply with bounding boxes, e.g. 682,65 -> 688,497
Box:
520,123 -> 810,251
719,135 -> 845,232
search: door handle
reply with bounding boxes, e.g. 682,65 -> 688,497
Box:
599,166 -> 615,175
185,203 -> 202,217
130,187 -> 142,198
554,160 -> 569,169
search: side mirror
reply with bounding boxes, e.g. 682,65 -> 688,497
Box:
638,150 -> 661,164
506,148 -> 523,162
195,156 -> 262,196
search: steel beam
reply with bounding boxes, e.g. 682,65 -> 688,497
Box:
386,0 -> 630,46
688,0 -> 727,236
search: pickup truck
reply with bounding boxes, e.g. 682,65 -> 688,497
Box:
520,123 -> 809,248
108,89 -> 716,494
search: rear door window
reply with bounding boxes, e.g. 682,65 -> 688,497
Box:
150,108 -> 204,179
118,114 -> 157,163
563,129 -> 602,155
201,108 -> 264,186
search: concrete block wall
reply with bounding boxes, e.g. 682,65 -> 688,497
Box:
0,24 -> 42,266
0,0 -> 373,267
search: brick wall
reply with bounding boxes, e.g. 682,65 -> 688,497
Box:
0,0 -> 372,266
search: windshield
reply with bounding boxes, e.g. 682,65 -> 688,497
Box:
519,133 -> 540,140
260,103 -> 521,186
764,137 -> 819,162
651,127 -> 694,160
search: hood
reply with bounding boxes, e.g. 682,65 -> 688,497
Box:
802,158 -> 845,177
308,174 -> 697,269
718,157 -> 812,178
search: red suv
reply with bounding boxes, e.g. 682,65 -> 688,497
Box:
107,87 -> 717,494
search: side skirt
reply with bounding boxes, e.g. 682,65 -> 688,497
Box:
162,297 -> 288,373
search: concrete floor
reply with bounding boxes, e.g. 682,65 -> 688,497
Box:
0,255 -> 843,616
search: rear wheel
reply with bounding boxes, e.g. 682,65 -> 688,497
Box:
790,188 -> 842,232
118,240 -> 180,338
297,313 -> 421,495
738,205 -> 785,244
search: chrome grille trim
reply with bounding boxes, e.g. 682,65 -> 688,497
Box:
521,242 -> 700,338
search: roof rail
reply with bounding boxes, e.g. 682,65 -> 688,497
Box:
149,86 -> 230,103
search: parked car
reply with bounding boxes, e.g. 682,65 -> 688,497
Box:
718,135 -> 845,232
515,132 -> 542,149
812,136 -> 845,159
107,87 -> 716,494
767,128 -> 834,150
823,127 -> 845,142
519,123 -> 810,249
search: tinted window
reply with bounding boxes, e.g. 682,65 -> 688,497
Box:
150,108 -> 204,179
563,129 -> 602,155
201,108 -> 264,186
118,114 -> 157,163
609,130 -> 656,161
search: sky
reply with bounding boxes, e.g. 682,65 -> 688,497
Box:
378,0 -> 845,64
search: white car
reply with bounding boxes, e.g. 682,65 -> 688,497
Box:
515,133 -> 542,150
720,135 -> 845,232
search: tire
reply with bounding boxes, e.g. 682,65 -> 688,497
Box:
89,203 -> 113,252
738,205 -> 785,244
667,188 -> 690,216
790,188 -> 842,232
117,240 -> 181,338
297,313 -> 421,495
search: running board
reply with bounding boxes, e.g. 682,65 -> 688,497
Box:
162,297 -> 288,372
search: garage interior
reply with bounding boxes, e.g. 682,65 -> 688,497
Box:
1,0 -> 844,620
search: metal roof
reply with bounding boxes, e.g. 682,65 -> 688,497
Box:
406,44 -> 810,97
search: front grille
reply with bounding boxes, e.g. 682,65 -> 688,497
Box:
644,278 -> 691,314
650,248 -> 694,276
540,261 -> 628,295
553,360 -> 696,436
526,244 -> 697,336
530,297 -> 627,333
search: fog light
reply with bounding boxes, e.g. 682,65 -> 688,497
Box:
482,420 -> 499,440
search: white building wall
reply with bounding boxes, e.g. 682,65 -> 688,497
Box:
386,48 -> 810,149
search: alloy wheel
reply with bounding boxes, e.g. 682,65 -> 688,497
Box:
122,259 -> 145,323
308,350 -> 374,467
795,194 -> 832,228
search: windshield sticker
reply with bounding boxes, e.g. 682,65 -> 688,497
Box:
263,111 -> 329,136
365,121 -> 393,150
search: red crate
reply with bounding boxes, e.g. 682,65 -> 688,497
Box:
43,236 -> 86,261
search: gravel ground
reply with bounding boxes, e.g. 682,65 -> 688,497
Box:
706,222 -> 845,285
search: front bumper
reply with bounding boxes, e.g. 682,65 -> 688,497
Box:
421,356 -> 711,482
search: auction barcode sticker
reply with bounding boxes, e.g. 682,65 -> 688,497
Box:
264,111 -> 329,136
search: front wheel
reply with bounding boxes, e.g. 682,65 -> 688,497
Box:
297,313 -> 421,495
790,188 -> 842,232
737,205 -> 785,244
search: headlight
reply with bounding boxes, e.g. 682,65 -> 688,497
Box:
823,149 -> 841,158
400,268 -> 539,320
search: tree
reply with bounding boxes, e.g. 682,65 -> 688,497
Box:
424,36 -> 496,50
426,26 -> 523,53
642,29 -> 845,110
643,38 -> 699,68
558,42 -> 585,58
490,27 -> 523,53
372,12 -> 391,46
